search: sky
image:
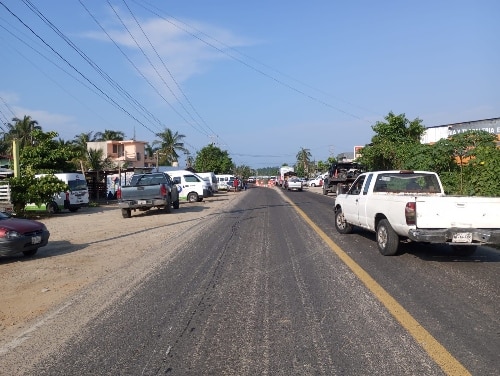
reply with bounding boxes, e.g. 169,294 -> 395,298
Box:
0,1 -> 498,170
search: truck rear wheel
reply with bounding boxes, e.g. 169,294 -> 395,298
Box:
322,184 -> 328,195
164,196 -> 172,213
187,192 -> 198,203
173,199 -> 180,209
376,219 -> 399,256
121,208 -> 131,218
334,209 -> 353,234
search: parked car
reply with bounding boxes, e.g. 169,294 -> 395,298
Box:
286,177 -> 303,191
0,212 -> 50,257
308,176 -> 323,187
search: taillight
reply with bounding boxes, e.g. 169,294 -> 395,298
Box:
65,192 -> 69,201
116,187 -> 122,199
405,202 -> 416,225
160,183 -> 167,196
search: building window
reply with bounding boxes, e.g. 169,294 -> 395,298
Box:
136,152 -> 141,161
112,144 -> 124,157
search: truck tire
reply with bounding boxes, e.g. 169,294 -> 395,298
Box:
173,199 -> 180,209
187,192 -> 198,203
164,195 -> 172,213
450,245 -> 477,256
376,219 -> 399,256
322,184 -> 328,195
334,208 -> 353,234
121,208 -> 131,218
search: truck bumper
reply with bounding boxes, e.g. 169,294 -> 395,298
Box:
407,228 -> 500,245
118,198 -> 168,209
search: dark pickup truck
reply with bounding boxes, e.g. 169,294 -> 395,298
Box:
117,172 -> 180,218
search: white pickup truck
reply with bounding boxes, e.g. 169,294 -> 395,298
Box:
333,170 -> 500,256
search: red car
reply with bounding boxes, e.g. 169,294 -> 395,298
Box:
0,212 -> 50,257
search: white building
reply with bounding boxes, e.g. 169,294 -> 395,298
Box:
422,117 -> 500,145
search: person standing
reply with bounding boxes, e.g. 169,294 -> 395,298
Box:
233,177 -> 239,192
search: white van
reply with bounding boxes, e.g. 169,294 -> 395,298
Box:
30,172 -> 89,213
197,172 -> 218,193
216,174 -> 236,191
167,170 -> 211,203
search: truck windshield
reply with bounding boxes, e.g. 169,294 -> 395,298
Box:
68,179 -> 88,191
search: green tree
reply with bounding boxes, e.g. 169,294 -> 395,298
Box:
447,130 -> 497,194
20,130 -> 78,173
296,147 -> 312,176
152,128 -> 188,166
358,112 -> 426,170
462,145 -> 500,196
194,144 -> 233,173
10,173 -> 68,214
94,129 -> 125,141
234,164 -> 252,179
5,115 -> 42,149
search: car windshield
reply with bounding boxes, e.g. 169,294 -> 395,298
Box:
0,212 -> 10,220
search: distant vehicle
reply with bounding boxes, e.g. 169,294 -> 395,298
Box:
216,174 -> 236,191
168,170 -> 211,202
308,176 -> 323,187
0,212 -> 50,257
323,162 -> 365,196
227,177 -> 243,191
278,167 -> 294,187
286,177 -> 303,191
197,172 -> 218,193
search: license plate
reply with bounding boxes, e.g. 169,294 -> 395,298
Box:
452,232 -> 472,243
31,236 -> 41,244
137,200 -> 147,205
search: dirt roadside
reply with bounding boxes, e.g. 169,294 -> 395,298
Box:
0,190 -> 246,344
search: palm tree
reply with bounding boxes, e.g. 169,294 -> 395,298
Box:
152,128 -> 188,166
94,129 -> 125,141
5,115 -> 42,149
71,132 -> 96,158
296,147 -> 312,175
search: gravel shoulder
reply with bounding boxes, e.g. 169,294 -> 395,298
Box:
0,190 -> 243,354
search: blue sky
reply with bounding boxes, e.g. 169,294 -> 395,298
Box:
0,1 -> 498,169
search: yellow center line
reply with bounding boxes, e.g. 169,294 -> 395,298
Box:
284,195 -> 471,376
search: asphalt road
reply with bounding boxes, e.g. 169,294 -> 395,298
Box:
28,187 -> 500,375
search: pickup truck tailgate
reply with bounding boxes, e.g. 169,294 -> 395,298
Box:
415,196 -> 500,228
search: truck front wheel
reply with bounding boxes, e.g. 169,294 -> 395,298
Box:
187,192 -> 198,203
376,219 -> 399,256
334,209 -> 353,234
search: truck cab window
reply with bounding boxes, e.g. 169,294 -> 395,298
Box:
348,176 -> 365,195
